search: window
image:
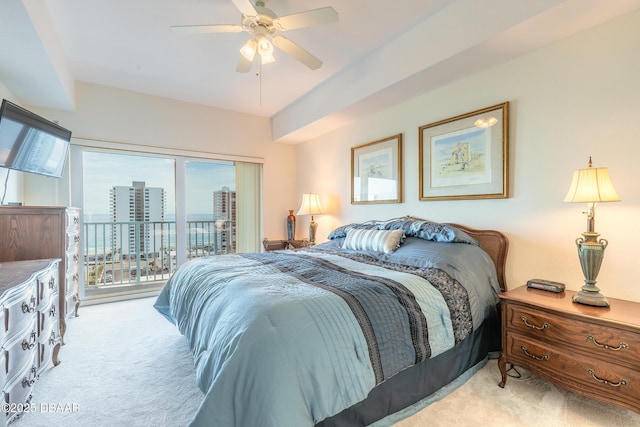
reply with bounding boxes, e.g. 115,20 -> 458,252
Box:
70,142 -> 262,302
185,160 -> 236,256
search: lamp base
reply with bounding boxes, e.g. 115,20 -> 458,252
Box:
572,289 -> 610,307
309,218 -> 318,244
573,231 -> 610,308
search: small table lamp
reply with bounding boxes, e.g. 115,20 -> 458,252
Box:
297,193 -> 323,244
564,157 -> 621,307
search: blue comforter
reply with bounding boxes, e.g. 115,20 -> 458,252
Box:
155,235 -> 500,427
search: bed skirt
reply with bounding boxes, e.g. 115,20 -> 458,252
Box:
317,313 -> 500,427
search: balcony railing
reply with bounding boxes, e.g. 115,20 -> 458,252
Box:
83,220 -> 234,290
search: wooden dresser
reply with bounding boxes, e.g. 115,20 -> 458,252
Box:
0,206 -> 81,342
0,259 -> 61,425
498,285 -> 640,414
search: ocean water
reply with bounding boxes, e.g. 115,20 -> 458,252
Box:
83,213 -> 223,254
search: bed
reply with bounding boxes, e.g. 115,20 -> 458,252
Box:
154,217 -> 508,427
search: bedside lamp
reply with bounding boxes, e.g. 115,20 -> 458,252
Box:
297,193 -> 323,244
564,157 -> 620,307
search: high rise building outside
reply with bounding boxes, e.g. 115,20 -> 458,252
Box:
213,186 -> 236,254
110,181 -> 166,256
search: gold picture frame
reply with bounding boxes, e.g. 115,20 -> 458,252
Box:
419,102 -> 509,201
351,133 -> 403,204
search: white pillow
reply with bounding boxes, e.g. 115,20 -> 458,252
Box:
343,229 -> 404,254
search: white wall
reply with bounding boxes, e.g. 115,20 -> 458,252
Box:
296,10 -> 640,302
24,82 -> 297,240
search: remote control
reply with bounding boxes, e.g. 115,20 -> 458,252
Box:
526,278 -> 565,293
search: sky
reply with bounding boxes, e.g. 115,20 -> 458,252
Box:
82,151 -> 235,219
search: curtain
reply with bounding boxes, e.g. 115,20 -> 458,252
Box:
235,161 -> 262,253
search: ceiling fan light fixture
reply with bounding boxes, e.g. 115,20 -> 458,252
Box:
258,37 -> 273,55
240,38 -> 258,61
257,36 -> 275,64
260,51 -> 275,64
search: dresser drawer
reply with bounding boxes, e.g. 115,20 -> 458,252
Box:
0,309 -> 5,345
37,266 -> 58,309
66,208 -> 80,232
66,229 -> 81,253
505,303 -> 640,368
66,268 -> 80,294
3,282 -> 37,339
38,331 -> 59,374
2,318 -> 38,383
506,332 -> 640,411
65,246 -> 80,275
38,298 -> 58,341
2,354 -> 37,425
65,293 -> 80,319
0,351 -> 5,394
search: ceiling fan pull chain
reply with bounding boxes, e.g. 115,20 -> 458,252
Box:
258,61 -> 262,106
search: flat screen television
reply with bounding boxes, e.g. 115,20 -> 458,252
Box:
0,99 -> 72,178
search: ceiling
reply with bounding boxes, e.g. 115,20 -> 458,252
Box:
1,0 -> 639,143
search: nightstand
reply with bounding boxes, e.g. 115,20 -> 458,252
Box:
262,239 -> 312,252
498,285 -> 640,414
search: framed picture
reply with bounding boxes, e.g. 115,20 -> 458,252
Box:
419,102 -> 509,201
351,133 -> 402,204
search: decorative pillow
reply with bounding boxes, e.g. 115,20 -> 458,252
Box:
327,219 -> 386,240
342,229 -> 405,254
328,216 -> 479,246
377,217 -> 479,246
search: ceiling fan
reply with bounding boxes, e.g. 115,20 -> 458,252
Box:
171,0 -> 339,73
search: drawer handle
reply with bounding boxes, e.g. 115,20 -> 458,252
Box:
520,316 -> 549,330
48,277 -> 56,289
587,335 -> 630,351
21,331 -> 37,350
587,369 -> 628,387
520,345 -> 549,361
21,366 -> 38,388
21,297 -> 36,313
49,305 -> 57,317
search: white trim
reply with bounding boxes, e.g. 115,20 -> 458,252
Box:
174,158 -> 187,266
81,289 -> 162,306
71,137 -> 264,164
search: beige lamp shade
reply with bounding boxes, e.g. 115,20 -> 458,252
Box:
564,166 -> 620,203
297,193 -> 323,216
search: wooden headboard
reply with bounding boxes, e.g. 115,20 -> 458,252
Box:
448,223 -> 509,292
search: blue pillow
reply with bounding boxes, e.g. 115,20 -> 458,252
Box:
328,216 -> 478,246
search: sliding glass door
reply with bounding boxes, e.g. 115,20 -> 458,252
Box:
185,160 -> 237,257
71,144 -> 261,302
81,151 -> 177,299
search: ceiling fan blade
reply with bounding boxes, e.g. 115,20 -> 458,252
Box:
272,36 -> 322,70
171,24 -> 243,34
274,7 -> 338,31
236,55 -> 254,73
232,0 -> 258,17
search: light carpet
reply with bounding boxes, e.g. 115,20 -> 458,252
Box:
17,297 -> 640,427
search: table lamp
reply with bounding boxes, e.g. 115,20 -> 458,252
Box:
297,193 -> 323,244
564,157 -> 620,307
